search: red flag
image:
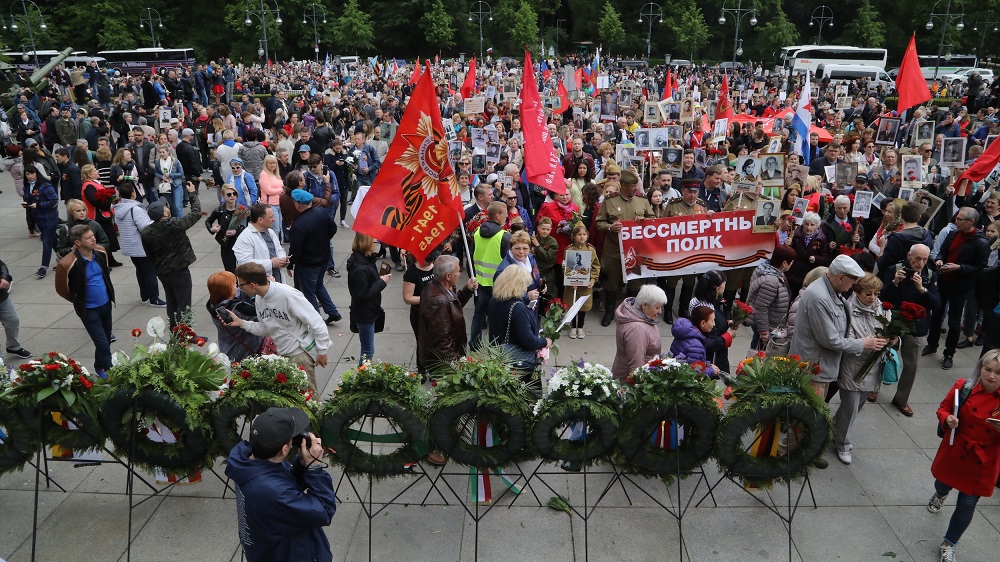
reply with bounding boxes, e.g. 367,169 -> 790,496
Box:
574,67 -> 583,89
717,73 -> 735,120
519,49 -> 565,194
408,57 -> 421,85
955,138 -> 1000,195
896,34 -> 932,113
460,57 -> 476,100
662,69 -> 673,100
352,63 -> 464,263
556,80 -> 570,114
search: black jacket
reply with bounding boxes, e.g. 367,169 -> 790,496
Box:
54,248 -> 116,319
141,195 -> 202,275
175,140 -> 203,179
58,161 -> 82,202
937,229 -> 991,282
876,226 -> 934,285
880,263 -> 941,337
288,206 -> 336,268
204,204 -> 245,249
346,250 -> 386,323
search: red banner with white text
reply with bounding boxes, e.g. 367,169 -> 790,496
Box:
618,211 -> 775,282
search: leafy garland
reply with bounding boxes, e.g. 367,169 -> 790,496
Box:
531,359 -> 623,464
429,346 -> 535,467
617,355 -> 722,479
0,358 -> 38,476
212,354 -> 317,456
2,352 -> 104,452
716,353 -> 834,488
321,360 -> 431,477
95,316 -> 228,474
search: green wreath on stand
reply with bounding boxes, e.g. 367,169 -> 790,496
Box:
532,402 -> 618,463
321,360 -> 431,477
618,403 -> 719,475
0,402 -> 36,476
210,399 -> 269,457
429,346 -> 535,469
17,405 -> 105,454
715,354 -> 833,488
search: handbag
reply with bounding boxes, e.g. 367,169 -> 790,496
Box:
349,307 -> 386,334
880,346 -> 901,385
502,301 -> 538,370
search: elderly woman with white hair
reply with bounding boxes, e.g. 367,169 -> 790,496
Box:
611,284 -> 669,381
820,194 -> 864,257
787,211 -> 833,299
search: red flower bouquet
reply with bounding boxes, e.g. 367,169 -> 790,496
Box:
730,300 -> 753,326
853,301 -> 925,382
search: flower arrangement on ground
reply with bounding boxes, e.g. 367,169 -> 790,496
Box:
1,352 -> 104,453
96,315 -> 227,475
852,301 -> 924,382
717,353 -> 833,488
429,346 -> 534,468
212,354 -> 316,456
531,359 -> 623,465
618,355 -> 722,477
320,360 -> 431,476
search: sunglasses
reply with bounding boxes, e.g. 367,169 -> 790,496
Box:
231,165 -> 242,170
224,192 -> 237,197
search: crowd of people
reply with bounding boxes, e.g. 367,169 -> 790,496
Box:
2,53 -> 1000,562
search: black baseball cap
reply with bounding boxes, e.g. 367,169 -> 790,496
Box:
250,407 -> 310,450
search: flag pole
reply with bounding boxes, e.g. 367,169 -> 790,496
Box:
457,211 -> 478,296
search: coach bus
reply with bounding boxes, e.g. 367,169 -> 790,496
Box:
776,45 -> 888,76
4,50 -> 90,70
97,48 -> 196,74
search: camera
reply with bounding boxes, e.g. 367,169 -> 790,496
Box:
292,431 -> 312,450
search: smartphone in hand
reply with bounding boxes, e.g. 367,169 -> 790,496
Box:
215,306 -> 233,324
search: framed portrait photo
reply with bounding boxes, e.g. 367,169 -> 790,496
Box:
940,137 -> 967,167
876,117 -> 901,146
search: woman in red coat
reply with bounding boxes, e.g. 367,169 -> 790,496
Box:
536,190 -> 580,295
927,348 -> 1000,562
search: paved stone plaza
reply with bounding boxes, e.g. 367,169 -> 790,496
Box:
1,171 -> 1000,562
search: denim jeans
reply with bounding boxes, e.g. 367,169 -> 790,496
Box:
38,219 -> 57,268
934,479 -> 980,545
295,265 -> 339,316
269,205 -> 283,242
131,256 -> 160,302
170,186 -> 184,218
83,302 -> 113,371
357,322 -> 375,365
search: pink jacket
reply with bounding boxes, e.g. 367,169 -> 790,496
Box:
611,298 -> 662,380
258,171 -> 283,205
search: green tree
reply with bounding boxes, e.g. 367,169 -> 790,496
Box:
749,6 -> 799,63
667,0 -> 709,59
420,0 -> 456,52
509,0 -> 539,54
332,0 -> 375,54
98,18 -> 137,51
597,1 -> 625,54
841,0 -> 885,48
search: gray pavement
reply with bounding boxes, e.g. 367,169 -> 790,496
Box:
0,170 -> 998,561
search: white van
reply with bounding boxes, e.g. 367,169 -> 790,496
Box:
816,64 -> 894,89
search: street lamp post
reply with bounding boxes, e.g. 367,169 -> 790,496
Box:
302,4 -> 327,62
3,0 -> 47,69
809,5 -> 834,44
246,0 -> 282,64
555,18 -> 565,56
139,7 -> 163,48
638,3 -> 663,62
718,0 -> 757,65
925,0 -> 965,81
972,19 -> 998,60
468,1 -> 492,61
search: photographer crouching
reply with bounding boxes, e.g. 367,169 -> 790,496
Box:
225,407 -> 337,562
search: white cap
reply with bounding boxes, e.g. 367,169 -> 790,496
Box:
829,255 -> 865,278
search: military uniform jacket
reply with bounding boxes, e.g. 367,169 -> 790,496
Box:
664,197 -> 709,217
595,193 -> 655,258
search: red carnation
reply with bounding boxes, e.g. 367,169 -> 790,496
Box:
131,328 -> 142,338
276,373 -> 288,383
431,380 -> 438,387
882,302 -> 893,310
19,363 -> 31,370
240,370 -> 251,379
48,352 -> 58,358
78,376 -> 92,389
843,223 -> 852,233
195,338 -> 206,347
44,363 -> 60,371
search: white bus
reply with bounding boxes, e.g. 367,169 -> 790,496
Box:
776,45 -> 888,76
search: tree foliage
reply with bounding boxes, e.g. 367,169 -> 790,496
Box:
667,0 -> 710,59
841,0 -> 885,49
421,0 -> 456,52
749,6 -> 799,63
598,1 -> 625,53
332,0 -> 375,54
509,0 -> 540,54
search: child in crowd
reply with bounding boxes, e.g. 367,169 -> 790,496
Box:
669,305 -> 732,370
532,216 -> 558,297
563,224 -> 600,339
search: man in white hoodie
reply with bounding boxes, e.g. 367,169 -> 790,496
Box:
226,262 -> 330,391
234,203 -> 287,283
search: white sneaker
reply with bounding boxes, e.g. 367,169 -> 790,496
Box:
837,449 -> 852,465
577,329 -> 585,339
340,220 -> 349,228
928,493 -> 946,513
940,542 -> 956,562
568,328 -> 578,339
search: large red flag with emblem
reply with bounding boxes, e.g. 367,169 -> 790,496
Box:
717,73 -> 735,120
955,134 -> 1000,195
520,49 -> 565,194
556,79 -> 570,114
460,58 -> 477,100
352,63 -> 464,262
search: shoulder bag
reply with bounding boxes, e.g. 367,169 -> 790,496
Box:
502,301 -> 538,370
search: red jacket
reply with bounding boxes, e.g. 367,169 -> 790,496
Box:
536,201 -> 579,265
932,378 -> 1000,497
